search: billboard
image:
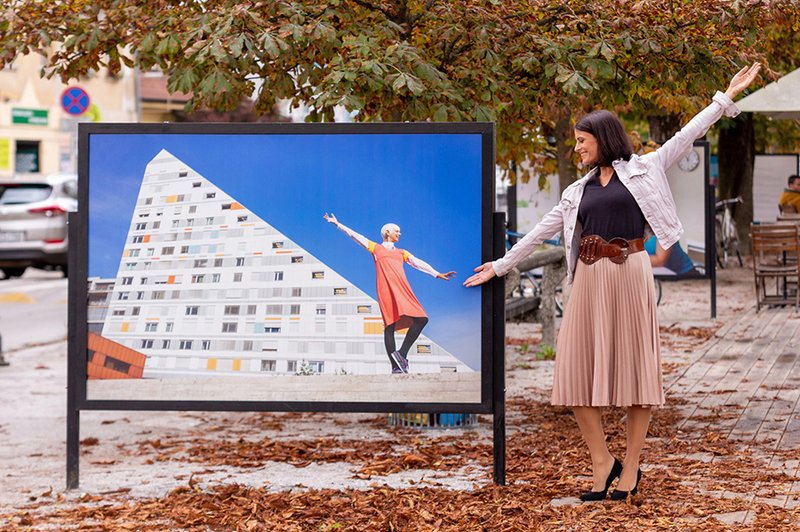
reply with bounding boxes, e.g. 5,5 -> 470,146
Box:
71,123 -> 495,412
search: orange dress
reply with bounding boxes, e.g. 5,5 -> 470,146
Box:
370,243 -> 427,329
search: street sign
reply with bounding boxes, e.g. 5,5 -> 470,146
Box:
11,108 -> 48,126
61,86 -> 90,116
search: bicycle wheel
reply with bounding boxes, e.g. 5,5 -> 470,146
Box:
654,278 -> 662,306
715,218 -> 727,269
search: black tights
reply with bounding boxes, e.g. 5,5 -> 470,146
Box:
384,317 -> 429,363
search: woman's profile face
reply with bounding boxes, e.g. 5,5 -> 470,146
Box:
385,227 -> 401,242
574,129 -> 599,166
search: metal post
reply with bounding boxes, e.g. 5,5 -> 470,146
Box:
0,333 -> 8,366
492,212 -> 506,486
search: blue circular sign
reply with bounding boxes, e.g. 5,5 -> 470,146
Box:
61,86 -> 90,116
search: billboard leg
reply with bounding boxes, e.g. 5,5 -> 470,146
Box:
0,334 -> 8,366
492,212 -> 506,486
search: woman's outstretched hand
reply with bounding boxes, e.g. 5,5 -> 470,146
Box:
463,262 -> 496,287
437,271 -> 457,281
725,62 -> 761,100
323,212 -> 338,225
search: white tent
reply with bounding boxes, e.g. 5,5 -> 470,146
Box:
737,67 -> 800,120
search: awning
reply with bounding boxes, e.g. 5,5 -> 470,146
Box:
736,67 -> 800,120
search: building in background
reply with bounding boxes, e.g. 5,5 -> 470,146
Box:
0,54 -> 137,179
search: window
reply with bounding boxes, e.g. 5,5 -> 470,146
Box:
287,361 -> 297,372
144,197 -> 153,205
222,322 -> 238,333
206,193 -> 216,199
178,171 -> 188,177
125,263 -> 136,270
214,258 -> 223,267
140,277 -> 148,284
132,235 -> 144,243
334,288 -> 347,295
261,360 -> 276,372
145,323 -> 157,332
112,309 -> 125,316
186,218 -> 194,227
165,322 -> 173,332
357,305 -> 372,313
194,258 -> 207,268
172,220 -> 180,228
206,216 -> 215,224
272,241 -> 284,249
243,340 -> 254,351
273,271 -> 284,281
104,356 -> 132,374
235,257 -> 245,267
417,344 -> 432,354
136,291 -> 145,300
315,305 -> 326,315
211,273 -> 221,283
246,305 -> 257,315
292,287 -> 302,297
221,203 -> 232,210
146,248 -> 155,256
290,304 -> 300,315
128,249 -> 140,257
201,339 -> 211,349
135,223 -> 147,230
191,274 -> 205,284
131,307 -> 141,316
117,292 -> 129,300
162,246 -> 174,255
291,256 -> 303,263
121,277 -> 133,285
192,182 -> 201,188
237,215 -> 248,222
152,221 -> 161,229
312,271 -> 324,279
185,306 -> 199,316
161,339 -> 170,349
151,291 -> 165,300
309,361 -> 324,373
264,326 -> 281,333
224,305 -> 240,315
233,272 -> 243,282
179,340 -> 193,350
266,304 -> 282,315
140,339 -> 154,349
181,246 -> 190,254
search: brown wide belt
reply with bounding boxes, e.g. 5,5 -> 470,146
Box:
579,235 -> 645,265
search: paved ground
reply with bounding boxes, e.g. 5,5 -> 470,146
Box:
1,264 -> 799,528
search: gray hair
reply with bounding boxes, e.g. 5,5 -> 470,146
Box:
381,223 -> 400,238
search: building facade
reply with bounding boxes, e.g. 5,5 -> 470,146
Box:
96,150 -> 468,378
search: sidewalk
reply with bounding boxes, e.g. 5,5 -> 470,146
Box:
1,266 -> 799,530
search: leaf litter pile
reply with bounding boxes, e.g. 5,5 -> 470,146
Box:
3,392 -> 799,530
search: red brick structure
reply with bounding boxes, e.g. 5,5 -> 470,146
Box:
87,332 -> 146,379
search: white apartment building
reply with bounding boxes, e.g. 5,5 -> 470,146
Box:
99,150 -> 469,378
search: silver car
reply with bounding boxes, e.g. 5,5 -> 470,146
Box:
0,173 -> 78,278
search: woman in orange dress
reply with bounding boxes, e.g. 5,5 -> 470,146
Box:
325,213 -> 455,373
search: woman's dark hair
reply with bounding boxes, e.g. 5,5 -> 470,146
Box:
574,110 -> 633,167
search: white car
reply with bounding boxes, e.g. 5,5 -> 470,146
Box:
0,173 -> 77,278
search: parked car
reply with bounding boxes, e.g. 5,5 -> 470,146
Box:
0,173 -> 78,278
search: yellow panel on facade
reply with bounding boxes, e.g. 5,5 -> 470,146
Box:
364,321 -> 383,335
232,359 -> 241,371
230,202 -> 244,210
0,138 -> 10,171
120,322 -> 129,332
167,275 -> 175,284
143,234 -> 151,243
165,195 -> 177,203
122,249 -> 130,258
207,358 -> 217,370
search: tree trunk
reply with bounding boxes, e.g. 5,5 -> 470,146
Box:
647,114 -> 681,145
554,109 -> 578,195
718,113 -> 755,252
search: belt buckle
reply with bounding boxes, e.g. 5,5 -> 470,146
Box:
609,238 -> 629,264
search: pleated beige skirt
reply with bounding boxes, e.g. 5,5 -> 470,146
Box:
551,250 -> 664,407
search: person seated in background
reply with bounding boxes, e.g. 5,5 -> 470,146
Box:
778,174 -> 800,214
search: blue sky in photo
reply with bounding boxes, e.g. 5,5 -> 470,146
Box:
88,132 -> 485,370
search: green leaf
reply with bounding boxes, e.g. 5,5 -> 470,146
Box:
433,104 -> 448,122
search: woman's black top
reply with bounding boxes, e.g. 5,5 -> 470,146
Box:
578,172 -> 646,241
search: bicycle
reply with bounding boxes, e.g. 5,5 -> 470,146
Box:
715,197 -> 744,269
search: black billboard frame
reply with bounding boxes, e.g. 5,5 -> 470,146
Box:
67,121 -> 504,488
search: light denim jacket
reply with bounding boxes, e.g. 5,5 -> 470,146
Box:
493,91 -> 740,284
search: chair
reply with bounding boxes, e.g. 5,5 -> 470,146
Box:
779,203 -> 798,215
750,223 -> 800,311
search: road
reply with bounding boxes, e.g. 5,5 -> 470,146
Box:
0,268 -> 67,355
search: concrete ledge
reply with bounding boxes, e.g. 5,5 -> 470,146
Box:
87,371 -> 482,403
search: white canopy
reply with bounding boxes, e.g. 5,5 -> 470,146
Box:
736,67 -> 800,119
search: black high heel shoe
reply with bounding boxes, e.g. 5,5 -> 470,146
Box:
610,468 -> 642,501
579,458 -> 622,502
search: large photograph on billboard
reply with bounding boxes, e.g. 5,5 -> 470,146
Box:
77,123 -> 492,408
